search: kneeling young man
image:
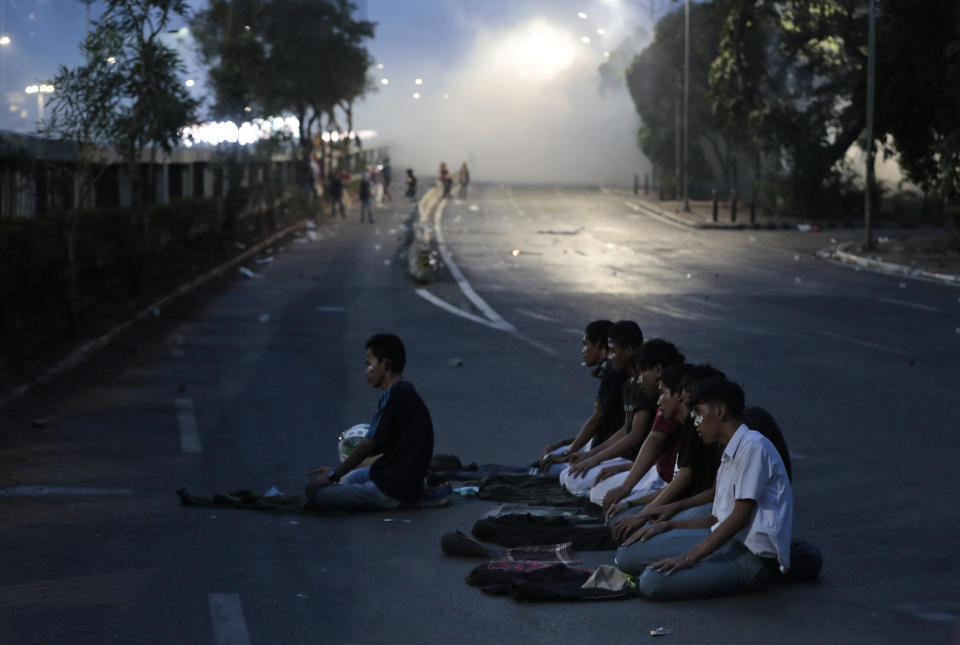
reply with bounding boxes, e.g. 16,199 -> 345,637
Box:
305,333 -> 435,511
614,378 -> 793,600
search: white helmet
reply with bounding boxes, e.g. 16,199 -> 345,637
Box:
338,424 -> 370,462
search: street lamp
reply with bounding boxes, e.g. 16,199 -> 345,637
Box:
670,0 -> 690,212
25,83 -> 54,129
0,36 -> 10,46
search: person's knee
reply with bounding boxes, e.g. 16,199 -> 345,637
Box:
638,569 -> 675,599
614,545 -> 648,576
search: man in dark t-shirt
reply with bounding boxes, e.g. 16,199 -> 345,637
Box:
306,334 -> 436,510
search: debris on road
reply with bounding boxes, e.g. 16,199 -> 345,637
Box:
794,277 -> 803,283
650,627 -> 671,637
469,205 -> 480,212
374,244 -> 382,251
448,358 -> 462,367
305,221 -> 316,229
899,282 -> 907,289
238,267 -> 261,279
797,224 -> 821,232
255,257 -> 274,265
296,594 -> 309,599
512,249 -> 520,256
263,486 -> 284,497
30,418 -> 48,429
306,230 -> 320,242
235,242 -> 246,250
454,486 -> 479,496
537,227 -> 584,235
258,313 -> 270,323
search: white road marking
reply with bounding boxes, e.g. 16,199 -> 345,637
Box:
643,303 -> 722,322
790,451 -> 808,460
875,297 -> 940,312
514,307 -> 560,322
434,199 -> 515,332
561,327 -> 585,335
176,398 -> 203,453
414,289 -> 503,330
0,486 -> 134,496
315,306 -> 347,312
818,331 -> 912,357
208,593 -> 252,645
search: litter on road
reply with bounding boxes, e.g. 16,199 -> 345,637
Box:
238,267 -> 261,279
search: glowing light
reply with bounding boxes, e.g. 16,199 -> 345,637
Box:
244,106 -> 252,113
19,109 -> 27,119
414,78 -> 423,85
39,84 -> 54,93
443,93 -> 450,100
243,25 -> 251,31
512,249 -> 520,256
581,36 -> 591,44
107,56 -> 117,65
577,12 -> 588,19
177,27 -> 189,37
185,79 -> 195,87
8,105 -> 17,112
490,21 -> 578,83
412,92 -> 421,99
603,51 -> 611,58
380,78 -> 389,85
25,85 -> 38,94
597,28 -> 606,35
376,63 -> 384,69
0,36 -> 10,46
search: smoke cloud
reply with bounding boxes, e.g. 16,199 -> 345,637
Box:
355,5 -> 651,186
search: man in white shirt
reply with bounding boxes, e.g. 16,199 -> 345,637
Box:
613,377 -> 793,599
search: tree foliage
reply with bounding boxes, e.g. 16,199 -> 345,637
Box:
192,0 -> 375,185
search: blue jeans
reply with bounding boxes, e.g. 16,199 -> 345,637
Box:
614,516 -> 774,599
307,467 -> 401,511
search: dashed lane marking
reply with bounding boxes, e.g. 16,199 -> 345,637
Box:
817,331 -> 912,357
874,297 -> 940,312
209,593 -> 252,645
176,397 -> 203,453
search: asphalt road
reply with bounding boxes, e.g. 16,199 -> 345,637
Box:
1,184 -> 959,644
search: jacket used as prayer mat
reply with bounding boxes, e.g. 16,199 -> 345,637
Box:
472,514 -> 618,551
466,561 -> 639,602
477,474 -> 587,507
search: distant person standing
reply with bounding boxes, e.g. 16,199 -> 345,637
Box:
405,168 -> 418,200
360,171 -> 374,223
382,159 -> 393,203
439,162 -> 452,199
457,162 -> 470,198
328,171 -> 346,218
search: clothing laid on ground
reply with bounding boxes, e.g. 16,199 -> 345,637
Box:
441,530 -> 581,564
466,561 -> 639,602
177,488 -> 317,515
593,364 -> 629,446
482,503 -> 601,523
472,514 -> 617,551
615,424 -> 793,599
366,381 -> 434,503
477,474 -> 587,507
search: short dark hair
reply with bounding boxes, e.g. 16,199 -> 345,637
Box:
679,364 -> 726,395
365,333 -> 406,374
659,363 -> 693,393
691,377 -> 745,420
633,338 -> 685,371
584,320 -> 614,346
608,320 -> 644,350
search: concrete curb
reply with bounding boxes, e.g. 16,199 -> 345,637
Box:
0,220 -> 307,411
816,241 -> 960,287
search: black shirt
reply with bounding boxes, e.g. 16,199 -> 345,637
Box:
592,364 -> 628,446
622,377 -> 658,460
675,417 -> 723,498
367,381 -> 434,503
743,406 -> 793,481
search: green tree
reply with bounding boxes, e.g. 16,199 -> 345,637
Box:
874,0 -> 960,226
625,3 -> 727,195
193,0 -> 374,205
708,0 -> 869,217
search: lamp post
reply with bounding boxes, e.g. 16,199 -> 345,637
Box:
25,84 -> 54,130
863,0 -> 877,249
681,0 -> 689,212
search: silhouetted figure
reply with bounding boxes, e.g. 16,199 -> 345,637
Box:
405,168 -> 418,200
457,162 -> 470,198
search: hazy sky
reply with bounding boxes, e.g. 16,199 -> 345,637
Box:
0,0 -> 671,184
